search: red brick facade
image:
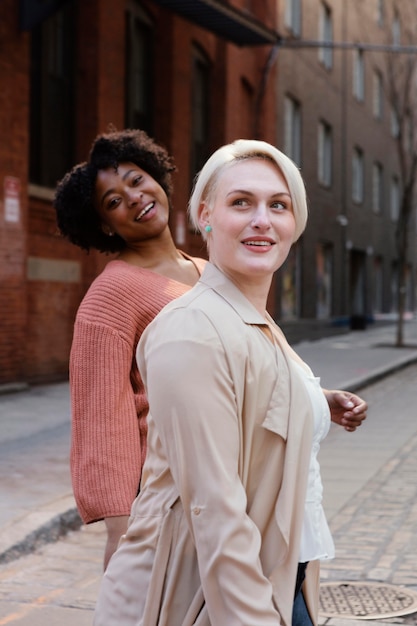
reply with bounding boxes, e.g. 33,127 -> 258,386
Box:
0,0 -> 278,385
0,1 -> 30,384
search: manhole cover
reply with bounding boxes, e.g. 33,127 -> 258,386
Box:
320,582 -> 417,620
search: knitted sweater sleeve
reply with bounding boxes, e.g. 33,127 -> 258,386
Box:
70,317 -> 142,524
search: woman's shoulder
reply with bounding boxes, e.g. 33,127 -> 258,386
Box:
76,262 -> 163,323
180,252 -> 207,276
79,261 -> 148,304
144,285 -> 245,348
75,260 -> 193,332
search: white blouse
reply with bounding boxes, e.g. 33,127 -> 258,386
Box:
292,360 -> 335,562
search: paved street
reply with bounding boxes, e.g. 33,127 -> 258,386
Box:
0,319 -> 417,625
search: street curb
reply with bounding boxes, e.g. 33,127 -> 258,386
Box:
338,352 -> 417,393
0,382 -> 29,395
0,496 -> 82,565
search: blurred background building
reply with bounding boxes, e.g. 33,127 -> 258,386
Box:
1,0 -> 416,386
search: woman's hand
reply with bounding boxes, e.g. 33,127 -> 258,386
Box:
323,389 -> 368,432
103,515 -> 129,570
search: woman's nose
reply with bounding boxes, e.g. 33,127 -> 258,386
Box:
126,190 -> 143,207
251,206 -> 271,229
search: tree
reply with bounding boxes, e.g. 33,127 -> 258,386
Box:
386,5 -> 417,346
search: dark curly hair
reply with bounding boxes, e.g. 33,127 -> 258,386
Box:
53,128 -> 176,253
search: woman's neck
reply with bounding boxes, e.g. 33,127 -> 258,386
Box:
118,228 -> 181,269
117,232 -> 200,286
216,265 -> 271,317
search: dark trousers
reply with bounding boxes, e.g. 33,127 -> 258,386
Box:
292,562 -> 313,626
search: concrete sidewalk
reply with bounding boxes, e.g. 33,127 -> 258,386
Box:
1,317 -> 417,623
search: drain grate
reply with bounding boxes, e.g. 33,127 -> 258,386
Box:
320,581 -> 417,620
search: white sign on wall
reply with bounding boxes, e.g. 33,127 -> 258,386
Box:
4,176 -> 20,223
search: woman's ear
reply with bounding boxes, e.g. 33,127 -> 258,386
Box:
198,202 -> 210,232
101,222 -> 114,237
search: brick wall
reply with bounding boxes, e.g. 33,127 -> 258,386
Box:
0,1 -> 29,385
0,0 -> 279,385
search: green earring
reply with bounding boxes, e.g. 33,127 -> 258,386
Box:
205,225 -> 212,233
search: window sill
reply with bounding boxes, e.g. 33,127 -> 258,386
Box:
28,184 -> 55,202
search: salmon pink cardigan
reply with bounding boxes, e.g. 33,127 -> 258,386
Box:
70,257 -> 205,524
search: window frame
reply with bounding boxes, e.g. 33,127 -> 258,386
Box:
284,94 -> 302,167
125,4 -> 154,135
390,175 -> 400,222
372,161 -> 383,213
372,69 -> 384,119
352,147 -> 365,204
318,2 -> 333,70
29,3 -> 75,188
318,120 -> 332,187
353,48 -> 365,102
190,44 -> 212,182
285,0 -> 301,37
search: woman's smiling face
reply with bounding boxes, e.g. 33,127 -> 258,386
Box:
95,162 -> 170,243
199,158 -> 296,287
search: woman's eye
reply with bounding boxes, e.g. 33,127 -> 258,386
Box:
107,197 -> 121,209
132,176 -> 142,186
271,201 -> 286,210
232,198 -> 248,207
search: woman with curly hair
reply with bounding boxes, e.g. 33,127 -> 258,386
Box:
54,128 -> 206,569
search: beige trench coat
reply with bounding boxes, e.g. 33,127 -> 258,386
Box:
94,263 -> 321,626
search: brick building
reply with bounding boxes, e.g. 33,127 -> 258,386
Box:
0,0 -> 279,386
275,0 -> 417,340
1,0 -> 416,386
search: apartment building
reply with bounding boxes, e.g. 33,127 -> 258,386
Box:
275,0 -> 417,337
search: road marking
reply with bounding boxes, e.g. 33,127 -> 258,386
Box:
0,589 -> 64,624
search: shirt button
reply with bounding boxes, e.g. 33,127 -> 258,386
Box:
192,507 -> 201,515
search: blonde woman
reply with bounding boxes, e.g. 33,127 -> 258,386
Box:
94,140 -> 367,626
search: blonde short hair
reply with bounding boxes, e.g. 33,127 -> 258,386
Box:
188,139 -> 308,242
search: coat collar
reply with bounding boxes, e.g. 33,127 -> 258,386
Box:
198,262 -> 268,326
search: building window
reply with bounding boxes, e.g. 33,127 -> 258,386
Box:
391,107 -> 400,138
372,162 -> 383,213
125,5 -> 154,134
281,245 -> 301,319
404,114 -> 412,154
405,265 -> 412,312
390,261 -> 398,312
285,0 -> 301,36
190,46 -> 211,180
318,3 -> 333,70
353,49 -> 365,101
352,148 -> 364,203
390,175 -> 400,221
316,243 -> 333,319
29,3 -> 75,188
284,95 -> 301,166
373,70 -> 384,119
376,0 -> 384,27
373,257 -> 384,313
392,12 -> 401,45
318,120 -> 332,187
239,78 -> 254,138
